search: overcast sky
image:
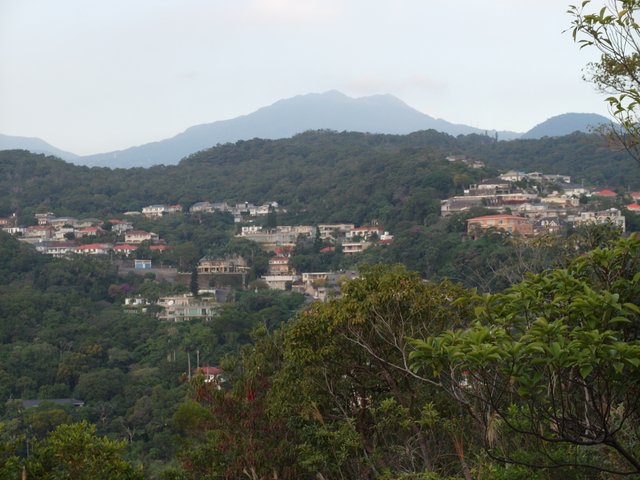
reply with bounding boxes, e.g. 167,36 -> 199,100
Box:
0,0 -> 608,155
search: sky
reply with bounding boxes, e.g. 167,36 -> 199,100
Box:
0,0 -> 609,155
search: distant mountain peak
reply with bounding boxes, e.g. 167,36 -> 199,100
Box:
522,112 -> 611,139
358,93 -> 412,108
3,91 -> 553,168
0,134 -> 78,161
79,90 -> 515,167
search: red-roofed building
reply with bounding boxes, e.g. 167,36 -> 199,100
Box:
273,245 -> 294,255
319,246 -> 336,253
593,188 -> 617,197
627,203 -> 640,213
77,226 -> 103,237
166,204 -> 183,213
150,244 -> 168,253
467,214 -> 533,237
113,244 -> 139,256
630,192 -> 640,201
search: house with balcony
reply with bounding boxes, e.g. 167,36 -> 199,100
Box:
35,212 -> 55,225
157,294 -> 220,322
466,178 -> 512,196
268,256 -> 291,275
467,214 -> 534,237
317,223 -> 355,241
342,242 -> 373,255
261,274 -> 300,290
345,227 -> 385,241
197,256 -> 250,274
25,225 -> 55,239
35,241 -> 76,257
142,205 -> 167,217
74,243 -> 113,255
125,230 -> 160,244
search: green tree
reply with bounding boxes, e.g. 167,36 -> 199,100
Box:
189,267 -> 199,297
74,368 -> 125,402
410,234 -> 640,475
270,266 -> 479,478
264,206 -> 277,231
25,421 -> 143,479
569,0 -> 640,164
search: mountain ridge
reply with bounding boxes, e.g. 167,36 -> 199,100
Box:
1,92 -> 612,168
521,112 -> 611,139
80,90 -> 520,168
0,134 -> 79,162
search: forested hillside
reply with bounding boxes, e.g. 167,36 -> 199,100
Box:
468,132 -> 640,187
0,231 -> 305,477
2,130 -> 638,226
2,129 -> 640,478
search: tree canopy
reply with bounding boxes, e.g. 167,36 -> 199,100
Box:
570,0 -> 640,164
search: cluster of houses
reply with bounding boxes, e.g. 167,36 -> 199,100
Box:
190,200 -> 282,223
439,170 -> 638,236
237,222 -> 391,292
231,223 -> 393,290
237,223 -> 393,254
0,200 -> 394,300
122,200 -> 283,224
125,260 -> 360,319
2,212 -> 167,258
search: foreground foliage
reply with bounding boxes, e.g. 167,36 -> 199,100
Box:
411,235 -> 640,476
170,237 -> 640,479
1,421 -> 143,479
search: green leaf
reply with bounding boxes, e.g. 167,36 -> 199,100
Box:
580,364 -> 593,378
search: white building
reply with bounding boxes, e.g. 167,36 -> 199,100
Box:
569,208 -> 626,231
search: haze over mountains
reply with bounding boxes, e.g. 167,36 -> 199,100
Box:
0,134 -> 79,162
1,91 -> 611,169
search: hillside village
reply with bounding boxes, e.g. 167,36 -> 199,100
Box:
442,158 -> 637,235
2,160 -> 639,323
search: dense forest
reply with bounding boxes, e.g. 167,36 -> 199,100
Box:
1,130 -> 640,478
